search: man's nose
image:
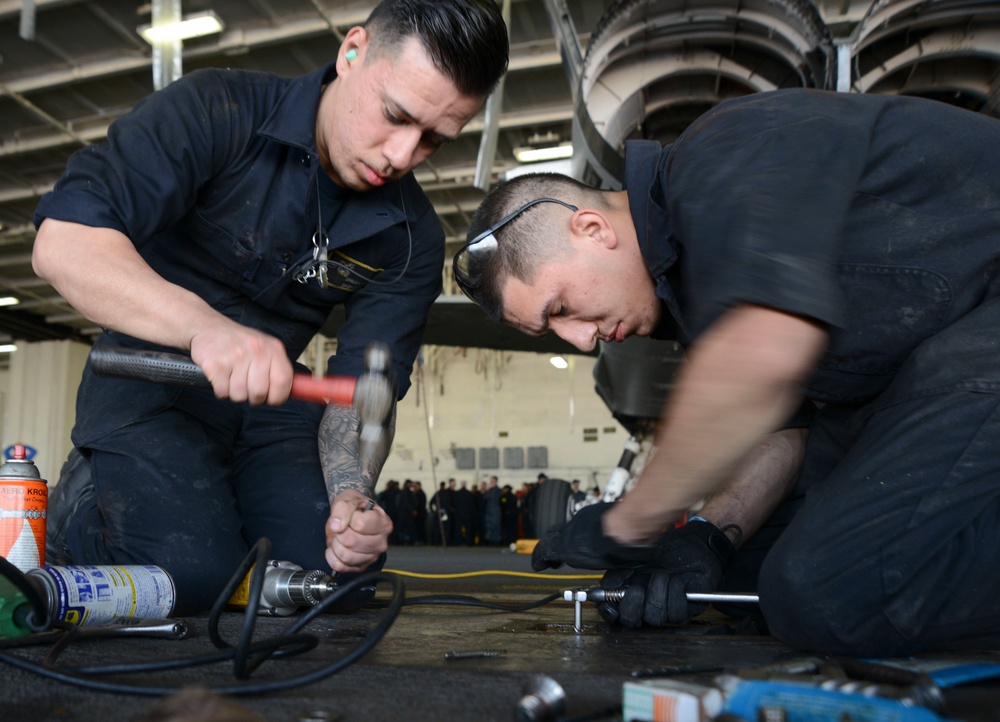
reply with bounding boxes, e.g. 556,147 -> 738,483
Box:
383,128 -> 422,171
553,321 -> 597,353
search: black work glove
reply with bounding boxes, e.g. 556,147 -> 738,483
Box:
531,503 -> 660,572
596,519 -> 736,628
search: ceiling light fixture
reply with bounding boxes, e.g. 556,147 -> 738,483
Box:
138,11 -> 224,45
0,344 -> 17,354
513,142 -> 573,164
0,297 -> 19,307
549,356 -> 569,369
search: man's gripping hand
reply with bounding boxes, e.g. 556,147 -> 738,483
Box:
531,503 -> 660,571
596,518 -> 736,628
325,489 -> 392,573
190,324 -> 293,406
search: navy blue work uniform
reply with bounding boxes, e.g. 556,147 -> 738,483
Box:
33,65 -> 444,613
627,89 -> 1000,655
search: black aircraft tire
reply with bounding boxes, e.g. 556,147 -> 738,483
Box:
532,478 -> 572,539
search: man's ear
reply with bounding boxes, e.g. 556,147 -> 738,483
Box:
569,209 -> 618,250
338,26 -> 369,75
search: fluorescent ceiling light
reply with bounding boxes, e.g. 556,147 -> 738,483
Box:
139,11 -> 224,44
0,344 -> 16,353
0,297 -> 19,307
549,356 -> 568,369
513,142 -> 573,164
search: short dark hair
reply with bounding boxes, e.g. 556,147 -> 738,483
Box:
463,173 -> 609,320
365,0 -> 509,98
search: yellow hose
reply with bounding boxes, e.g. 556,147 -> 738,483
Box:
384,569 -> 602,581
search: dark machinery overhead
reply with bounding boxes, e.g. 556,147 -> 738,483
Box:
0,0 -> 997,355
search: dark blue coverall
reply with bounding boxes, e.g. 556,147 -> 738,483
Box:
33,64 -> 444,613
626,89 -> 1000,655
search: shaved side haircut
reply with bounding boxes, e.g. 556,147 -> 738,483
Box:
463,173 -> 610,320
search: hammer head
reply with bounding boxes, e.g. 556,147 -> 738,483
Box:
354,342 -> 394,468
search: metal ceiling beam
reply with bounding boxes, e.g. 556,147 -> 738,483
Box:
4,30 -> 561,97
0,0 -> 74,19
0,122 -> 112,156
0,81 -> 90,146
150,0 -> 183,91
0,101 -> 573,161
543,0 -> 584,93
305,0 -> 346,42
19,0 -> 36,40
0,184 -> 54,202
3,14 -> 359,94
474,0 -> 511,191
0,252 -> 32,266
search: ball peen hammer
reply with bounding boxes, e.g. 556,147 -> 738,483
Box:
88,343 -> 395,467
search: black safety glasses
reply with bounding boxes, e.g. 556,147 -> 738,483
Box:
452,197 -> 578,300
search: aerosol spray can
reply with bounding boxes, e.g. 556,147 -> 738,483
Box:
0,444 -> 47,572
26,564 -> 176,626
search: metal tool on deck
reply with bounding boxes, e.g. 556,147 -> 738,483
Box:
227,560 -> 338,617
563,587 -> 760,632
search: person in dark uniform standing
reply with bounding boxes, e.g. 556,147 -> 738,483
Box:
483,475 -> 502,545
453,481 -> 475,546
499,483 -> 519,546
412,480 -> 428,545
429,481 -> 453,546
33,0 -> 508,615
455,89 -> 1000,657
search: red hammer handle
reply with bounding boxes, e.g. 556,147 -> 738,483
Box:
290,374 -> 356,406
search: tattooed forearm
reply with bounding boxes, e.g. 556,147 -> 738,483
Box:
317,402 -> 396,502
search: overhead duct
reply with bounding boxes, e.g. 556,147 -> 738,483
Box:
572,0 -> 834,188
851,0 -> 1000,117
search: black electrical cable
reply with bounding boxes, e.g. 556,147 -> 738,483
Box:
0,555 -> 54,632
1,545 -> 573,696
0,540 -> 406,696
401,592 -> 563,612
207,537 -> 272,679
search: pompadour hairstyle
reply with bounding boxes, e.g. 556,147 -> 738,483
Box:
365,0 -> 509,98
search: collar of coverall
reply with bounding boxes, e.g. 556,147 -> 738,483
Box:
623,139 -> 688,342
257,61 -> 338,154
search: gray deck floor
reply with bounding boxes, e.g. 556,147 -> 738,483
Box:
1,546 -> 998,721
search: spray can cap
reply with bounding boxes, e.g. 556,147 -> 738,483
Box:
0,444 -> 42,481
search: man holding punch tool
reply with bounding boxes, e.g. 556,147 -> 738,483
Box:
456,89 -> 1000,656
31,0 -> 509,614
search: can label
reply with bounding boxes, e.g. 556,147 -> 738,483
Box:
0,479 -> 47,572
31,565 -> 176,626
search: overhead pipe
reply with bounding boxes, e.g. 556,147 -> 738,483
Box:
473,0 -> 510,192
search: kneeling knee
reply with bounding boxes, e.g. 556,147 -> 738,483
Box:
758,549 -> 899,655
162,557 -> 245,616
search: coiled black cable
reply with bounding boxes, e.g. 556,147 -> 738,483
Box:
0,543 -> 575,695
0,539 -> 405,696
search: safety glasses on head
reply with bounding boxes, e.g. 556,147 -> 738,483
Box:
453,197 -> 578,301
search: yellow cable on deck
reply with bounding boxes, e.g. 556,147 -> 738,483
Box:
384,569 -> 603,581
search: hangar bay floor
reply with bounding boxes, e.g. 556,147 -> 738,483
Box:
1,546 -> 999,722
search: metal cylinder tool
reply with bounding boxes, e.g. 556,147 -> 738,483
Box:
227,560 -> 338,617
563,588 -> 760,632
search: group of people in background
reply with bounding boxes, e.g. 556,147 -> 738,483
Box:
374,473 -> 600,547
